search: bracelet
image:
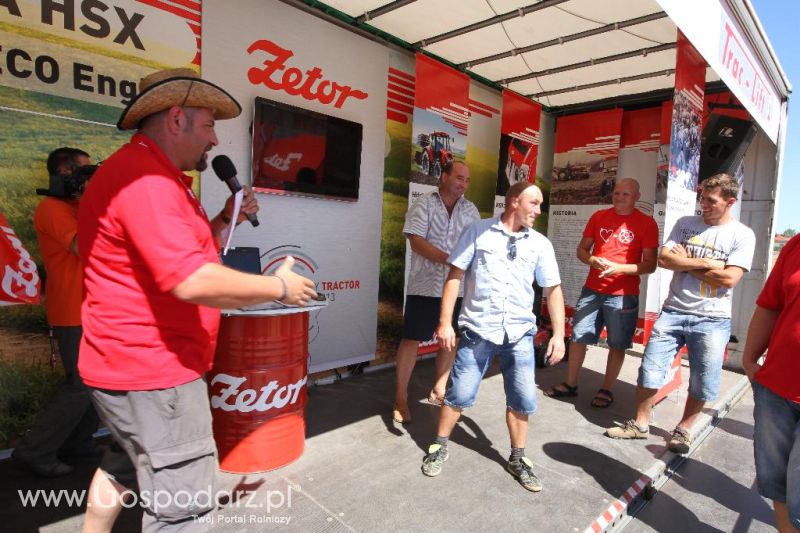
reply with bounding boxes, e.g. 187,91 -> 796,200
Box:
219,212 -> 232,225
272,274 -> 288,301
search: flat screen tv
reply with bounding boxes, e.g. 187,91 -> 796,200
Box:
251,97 -> 363,201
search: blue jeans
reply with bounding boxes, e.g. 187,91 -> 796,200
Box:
444,328 -> 537,415
638,309 -> 730,401
753,380 -> 800,528
571,287 -> 639,349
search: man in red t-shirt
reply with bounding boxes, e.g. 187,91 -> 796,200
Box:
742,235 -> 800,532
78,69 -> 317,533
12,148 -> 99,478
545,178 -> 658,408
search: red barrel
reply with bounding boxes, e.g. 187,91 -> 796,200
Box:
208,311 -> 308,473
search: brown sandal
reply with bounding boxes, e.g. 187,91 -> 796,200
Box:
591,388 -> 614,408
544,382 -> 578,398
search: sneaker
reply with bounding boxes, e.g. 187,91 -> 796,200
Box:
605,419 -> 650,439
421,444 -> 449,477
506,457 -> 543,492
668,426 -> 692,454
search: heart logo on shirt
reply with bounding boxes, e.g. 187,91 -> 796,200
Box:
600,228 -> 614,242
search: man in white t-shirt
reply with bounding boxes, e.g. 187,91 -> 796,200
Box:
606,174 -> 755,453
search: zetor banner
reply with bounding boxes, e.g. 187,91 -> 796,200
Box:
494,90 -> 541,214
0,211 -> 40,306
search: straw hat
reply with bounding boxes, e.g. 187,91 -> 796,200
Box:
117,68 -> 241,130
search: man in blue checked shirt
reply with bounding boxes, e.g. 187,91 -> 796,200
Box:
420,181 -> 566,492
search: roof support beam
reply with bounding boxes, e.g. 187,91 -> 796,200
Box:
461,11 -> 668,68
356,0 -> 418,24
413,0 -> 570,48
500,42 -> 676,85
529,68 -> 675,98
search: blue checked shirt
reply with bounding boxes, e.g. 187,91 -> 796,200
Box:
448,217 -> 561,344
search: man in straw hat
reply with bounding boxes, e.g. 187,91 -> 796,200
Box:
77,68 -> 317,532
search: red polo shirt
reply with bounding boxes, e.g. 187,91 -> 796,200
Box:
754,235 -> 800,403
583,207 -> 659,295
78,133 -> 220,391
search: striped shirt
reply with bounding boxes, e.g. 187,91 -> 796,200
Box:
403,191 -> 480,297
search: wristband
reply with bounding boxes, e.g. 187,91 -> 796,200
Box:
272,275 -> 288,301
219,212 -> 232,225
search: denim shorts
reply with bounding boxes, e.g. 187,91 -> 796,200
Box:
638,309 -> 730,401
571,287 -> 639,349
444,328 -> 537,415
752,380 -> 800,528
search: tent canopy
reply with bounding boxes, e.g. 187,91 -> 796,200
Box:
296,0 -> 789,115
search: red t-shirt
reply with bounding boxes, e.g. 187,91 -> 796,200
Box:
77,134 -> 221,391
583,208 -> 659,295
34,198 -> 82,326
754,235 -> 800,403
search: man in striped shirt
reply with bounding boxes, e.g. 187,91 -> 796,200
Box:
393,161 -> 480,424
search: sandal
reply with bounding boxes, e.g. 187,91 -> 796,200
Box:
544,382 -> 578,398
426,391 -> 445,406
591,388 -> 614,408
392,403 -> 412,424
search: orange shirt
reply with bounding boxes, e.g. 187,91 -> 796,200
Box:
34,197 -> 82,326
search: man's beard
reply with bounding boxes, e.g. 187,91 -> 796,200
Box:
195,151 -> 209,172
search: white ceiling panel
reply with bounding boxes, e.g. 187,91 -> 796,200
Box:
486,0 -> 547,12
531,49 -> 676,92
515,30 -> 659,75
499,7 -> 601,49
423,25 -> 514,65
553,0 -> 663,25
469,55 -> 532,82
367,0 -> 496,45
622,17 -> 677,44
544,73 -> 676,106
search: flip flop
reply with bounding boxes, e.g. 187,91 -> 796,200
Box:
544,382 -> 578,398
426,391 -> 445,406
591,388 -> 614,408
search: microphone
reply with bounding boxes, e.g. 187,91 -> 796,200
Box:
211,155 -> 260,227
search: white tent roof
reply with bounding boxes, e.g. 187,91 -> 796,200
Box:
299,0 -> 787,111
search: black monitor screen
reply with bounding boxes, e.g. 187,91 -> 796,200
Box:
251,97 -> 363,201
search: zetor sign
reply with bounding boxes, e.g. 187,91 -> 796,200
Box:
247,39 -> 368,109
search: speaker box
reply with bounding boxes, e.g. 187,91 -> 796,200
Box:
699,114 -> 756,181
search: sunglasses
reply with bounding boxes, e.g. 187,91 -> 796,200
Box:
508,236 -> 517,261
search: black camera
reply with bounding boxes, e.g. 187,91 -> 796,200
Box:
36,164 -> 98,199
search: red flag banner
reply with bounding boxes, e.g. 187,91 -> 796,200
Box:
0,211 -> 41,306
414,53 -> 469,136
495,90 -> 541,197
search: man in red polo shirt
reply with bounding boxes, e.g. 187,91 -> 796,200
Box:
78,68 -> 317,532
545,178 -> 658,408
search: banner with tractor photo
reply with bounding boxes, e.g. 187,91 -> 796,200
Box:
547,108 -> 623,330
409,54 -> 469,199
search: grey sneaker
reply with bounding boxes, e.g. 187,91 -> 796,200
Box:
421,444 -> 449,477
506,457 -> 543,492
668,426 -> 692,454
606,419 -> 650,439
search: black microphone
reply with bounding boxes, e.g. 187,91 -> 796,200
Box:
211,155 -> 260,227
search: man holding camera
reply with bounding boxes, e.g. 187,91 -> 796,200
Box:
12,148 -> 100,478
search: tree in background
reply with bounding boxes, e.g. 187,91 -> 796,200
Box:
781,228 -> 796,237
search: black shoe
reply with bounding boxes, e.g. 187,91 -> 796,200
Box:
60,442 -> 106,461
12,451 -> 74,478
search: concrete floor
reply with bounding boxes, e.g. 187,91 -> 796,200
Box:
0,346 -> 768,532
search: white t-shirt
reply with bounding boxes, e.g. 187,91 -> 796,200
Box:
662,215 -> 755,318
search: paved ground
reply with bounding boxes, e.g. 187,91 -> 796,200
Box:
626,387 -> 776,533
0,346 -> 765,532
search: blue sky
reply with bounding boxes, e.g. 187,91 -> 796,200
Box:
751,0 -> 798,233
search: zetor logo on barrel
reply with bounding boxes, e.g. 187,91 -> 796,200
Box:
210,373 -> 306,413
247,39 -> 368,109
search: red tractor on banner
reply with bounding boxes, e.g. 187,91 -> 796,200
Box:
415,131 -> 453,178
